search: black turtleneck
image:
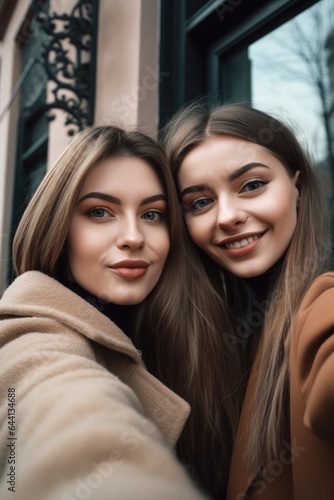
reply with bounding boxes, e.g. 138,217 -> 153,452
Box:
244,258 -> 283,303
239,258 -> 284,349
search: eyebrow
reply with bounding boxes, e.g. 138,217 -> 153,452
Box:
180,184 -> 210,198
78,192 -> 166,206
228,162 -> 270,181
180,162 -> 270,198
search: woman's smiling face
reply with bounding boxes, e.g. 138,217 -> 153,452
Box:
67,156 -> 170,304
178,136 -> 300,278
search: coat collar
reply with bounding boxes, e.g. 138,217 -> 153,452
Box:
1,271 -> 191,447
1,271 -> 142,363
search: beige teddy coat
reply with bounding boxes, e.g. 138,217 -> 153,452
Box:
0,271 -> 207,500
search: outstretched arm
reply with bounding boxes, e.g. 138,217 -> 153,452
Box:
0,317 -> 207,500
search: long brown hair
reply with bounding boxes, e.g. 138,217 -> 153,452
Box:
162,102 -> 330,490
13,123 -> 244,497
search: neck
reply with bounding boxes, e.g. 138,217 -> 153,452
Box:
244,257 -> 284,301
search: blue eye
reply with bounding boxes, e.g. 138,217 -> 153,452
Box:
191,198 -> 213,210
142,210 -> 165,221
242,179 -> 268,192
87,208 -> 111,219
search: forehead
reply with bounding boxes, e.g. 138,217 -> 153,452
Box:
179,136 -> 275,183
80,156 -> 164,193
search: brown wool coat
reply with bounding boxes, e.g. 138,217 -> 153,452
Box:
227,272 -> 334,500
0,271 -> 207,500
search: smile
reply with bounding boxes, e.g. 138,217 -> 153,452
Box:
224,234 -> 262,249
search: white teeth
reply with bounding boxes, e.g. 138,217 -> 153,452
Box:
225,234 -> 260,249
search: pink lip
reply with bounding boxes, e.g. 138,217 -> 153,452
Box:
109,260 -> 149,280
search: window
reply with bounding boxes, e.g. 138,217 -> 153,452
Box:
9,1 -> 49,282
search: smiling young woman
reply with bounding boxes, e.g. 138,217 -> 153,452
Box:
66,155 -> 169,304
178,135 -> 300,279
0,126 -> 209,500
162,102 -> 334,499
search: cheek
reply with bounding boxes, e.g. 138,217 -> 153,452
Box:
276,192 -> 298,226
256,187 -> 297,223
67,223 -> 98,263
185,216 -> 209,246
268,193 -> 298,253
146,225 -> 170,262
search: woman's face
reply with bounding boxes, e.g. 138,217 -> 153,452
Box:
178,136 -> 300,278
67,156 -> 170,304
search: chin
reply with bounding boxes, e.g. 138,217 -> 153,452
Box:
229,266 -> 269,279
114,299 -> 142,306
109,294 -> 147,306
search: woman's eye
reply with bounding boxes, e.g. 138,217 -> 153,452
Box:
87,208 -> 111,219
191,198 -> 213,210
142,210 -> 165,221
242,179 -> 268,193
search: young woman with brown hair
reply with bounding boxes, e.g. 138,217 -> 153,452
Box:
162,102 -> 334,499
0,125 -> 209,500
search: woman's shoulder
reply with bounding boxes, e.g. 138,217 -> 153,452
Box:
300,272 -> 334,305
291,278 -> 334,449
292,272 -> 334,346
0,271 -> 92,347
1,270 -> 62,301
0,271 -> 89,319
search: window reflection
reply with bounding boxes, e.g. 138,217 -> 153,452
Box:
249,0 -> 334,203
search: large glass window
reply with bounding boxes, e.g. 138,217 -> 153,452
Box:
249,0 -> 334,201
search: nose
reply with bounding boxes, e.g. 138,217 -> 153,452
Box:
216,195 -> 248,229
116,216 -> 145,250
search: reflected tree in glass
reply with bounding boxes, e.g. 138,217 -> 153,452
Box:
271,2 -> 334,193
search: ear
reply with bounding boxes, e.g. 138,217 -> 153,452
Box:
293,170 -> 301,207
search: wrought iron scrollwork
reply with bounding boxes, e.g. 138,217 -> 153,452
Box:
35,0 -> 98,135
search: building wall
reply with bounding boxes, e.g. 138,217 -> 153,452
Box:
94,0 -> 159,137
0,0 -> 160,294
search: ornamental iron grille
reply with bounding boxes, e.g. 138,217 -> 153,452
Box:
33,0 -> 99,135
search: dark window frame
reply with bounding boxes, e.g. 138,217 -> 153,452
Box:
159,0 -> 319,126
